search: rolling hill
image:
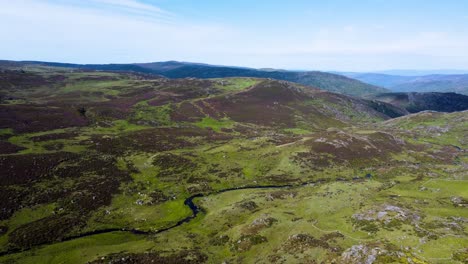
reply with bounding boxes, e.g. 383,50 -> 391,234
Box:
0,60 -> 388,97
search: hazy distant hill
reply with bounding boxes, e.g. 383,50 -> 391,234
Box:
375,69 -> 468,76
372,92 -> 468,113
342,72 -> 468,95
340,73 -> 413,88
390,75 -> 468,95
0,60 -> 388,97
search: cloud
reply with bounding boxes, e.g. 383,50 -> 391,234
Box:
0,0 -> 236,63
1,0 -> 175,23
0,0 -> 467,71
84,0 -> 175,21
92,0 -> 165,12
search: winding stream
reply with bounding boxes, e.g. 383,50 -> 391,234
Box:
0,178 -> 361,257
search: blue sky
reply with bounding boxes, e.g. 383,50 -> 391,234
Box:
1,0 -> 468,71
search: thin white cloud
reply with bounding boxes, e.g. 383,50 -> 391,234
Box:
26,0 -> 175,23
0,0 -> 235,63
86,0 -> 175,21
92,0 -> 165,13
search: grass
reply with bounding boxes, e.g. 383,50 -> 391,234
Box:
0,128 -> 14,136
195,117 -> 235,132
283,128 -> 312,135
6,128 -> 73,154
212,78 -> 260,93
136,181 -> 385,262
0,232 -> 153,264
0,203 -> 56,249
61,79 -> 130,95
422,179 -> 468,197
131,103 -> 174,126
85,195 -> 192,232
4,124 -> 151,154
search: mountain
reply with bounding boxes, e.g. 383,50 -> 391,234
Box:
390,74 -> 468,95
372,92 -> 468,113
341,73 -> 414,88
341,72 -> 468,95
0,64 -> 467,264
374,69 -> 468,76
0,60 -> 388,97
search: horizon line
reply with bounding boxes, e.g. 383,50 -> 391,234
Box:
2,58 -> 468,74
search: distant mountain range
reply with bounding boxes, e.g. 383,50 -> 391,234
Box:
371,69 -> 468,76
0,60 -> 388,97
340,72 -> 468,95
371,92 -> 468,113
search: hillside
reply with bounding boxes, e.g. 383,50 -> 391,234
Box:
372,92 -> 468,113
0,66 -> 467,264
391,74 -> 468,95
0,60 -> 389,97
341,73 -> 414,88
342,72 -> 468,95
137,62 -> 389,96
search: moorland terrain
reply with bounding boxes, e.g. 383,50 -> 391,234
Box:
0,60 -> 388,97
0,62 -> 466,263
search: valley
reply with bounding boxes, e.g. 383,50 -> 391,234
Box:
0,64 -> 466,264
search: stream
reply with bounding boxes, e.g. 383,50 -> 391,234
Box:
0,177 -> 363,257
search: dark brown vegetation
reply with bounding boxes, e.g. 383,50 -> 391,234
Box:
283,234 -> 334,253
0,141 -> 25,154
91,127 -> 232,155
0,105 -> 89,133
197,81 -> 305,127
91,250 -> 208,264
152,153 -> 197,178
0,70 -> 56,90
8,215 -> 85,249
0,152 -> 77,186
147,79 -> 216,106
0,153 -> 131,249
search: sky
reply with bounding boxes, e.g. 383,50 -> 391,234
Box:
1,0 -> 468,71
